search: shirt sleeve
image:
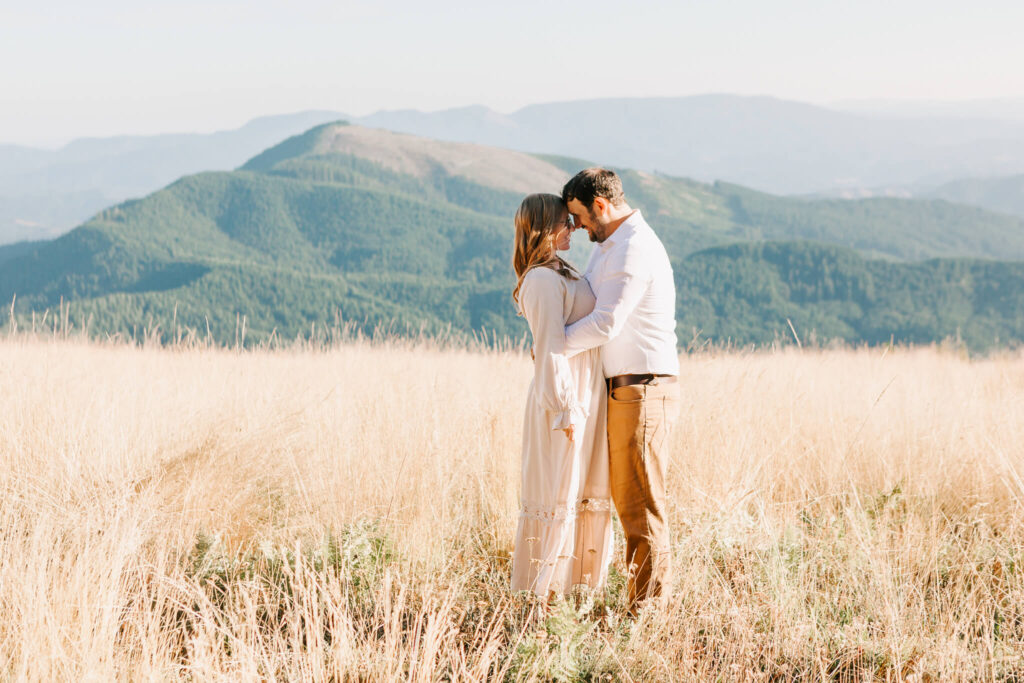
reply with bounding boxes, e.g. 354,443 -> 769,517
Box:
563,241 -> 649,358
519,269 -> 588,431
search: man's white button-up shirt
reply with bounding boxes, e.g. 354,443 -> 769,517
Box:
564,210 -> 680,378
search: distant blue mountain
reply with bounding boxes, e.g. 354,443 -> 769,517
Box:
6,95 -> 1024,245
358,95 -> 1024,194
924,174 -> 1024,219
0,110 -> 346,244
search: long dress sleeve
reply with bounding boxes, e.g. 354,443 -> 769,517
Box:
518,268 -> 588,432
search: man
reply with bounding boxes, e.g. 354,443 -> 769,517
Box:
561,168 -> 680,611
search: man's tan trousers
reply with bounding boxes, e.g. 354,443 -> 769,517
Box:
607,381 -> 680,608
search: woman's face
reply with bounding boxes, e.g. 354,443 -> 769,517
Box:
552,211 -> 573,251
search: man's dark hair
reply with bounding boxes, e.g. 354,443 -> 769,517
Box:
561,167 -> 626,209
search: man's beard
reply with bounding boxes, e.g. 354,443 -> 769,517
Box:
586,209 -> 607,243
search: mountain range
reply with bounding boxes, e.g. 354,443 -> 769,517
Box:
357,96 -> 1024,195
2,122 -> 1022,350
0,111 -> 345,244
6,95 -> 1024,245
818,173 -> 1024,220
923,174 -> 1024,218
832,97 -> 1024,121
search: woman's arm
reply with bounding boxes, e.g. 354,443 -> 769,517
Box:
519,269 -> 588,439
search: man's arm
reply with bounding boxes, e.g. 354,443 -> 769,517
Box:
563,246 -> 647,358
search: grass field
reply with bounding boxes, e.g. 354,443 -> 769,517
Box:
1,334 -> 1022,680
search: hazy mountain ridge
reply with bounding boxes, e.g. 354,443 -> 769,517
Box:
924,174 -> 1024,218
0,110 -> 346,244
357,95 -> 1024,194
7,95 -> 1024,244
811,172 -> 1024,220
832,97 -> 1024,121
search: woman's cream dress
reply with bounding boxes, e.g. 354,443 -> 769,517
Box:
511,266 -> 614,596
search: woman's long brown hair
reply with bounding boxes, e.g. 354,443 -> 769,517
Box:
512,193 -> 579,307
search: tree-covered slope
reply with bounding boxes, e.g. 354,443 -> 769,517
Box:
677,242 -> 1024,349
0,167 -> 525,340
536,157 -> 1024,262
2,122 -> 1023,348
243,124 -> 1024,262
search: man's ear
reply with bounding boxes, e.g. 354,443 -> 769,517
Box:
593,197 -> 609,216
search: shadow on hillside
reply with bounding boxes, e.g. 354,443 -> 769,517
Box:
123,262 -> 211,294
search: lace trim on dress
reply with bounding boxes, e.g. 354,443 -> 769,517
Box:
519,498 -> 613,522
549,403 -> 589,431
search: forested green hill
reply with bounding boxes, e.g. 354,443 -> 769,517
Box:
677,242 -> 1024,349
2,122 -> 1022,349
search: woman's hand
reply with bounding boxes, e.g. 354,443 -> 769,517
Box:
561,424 -> 575,442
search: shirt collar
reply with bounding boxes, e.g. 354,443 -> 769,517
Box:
599,209 -> 643,250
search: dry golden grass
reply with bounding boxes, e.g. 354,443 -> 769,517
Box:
1,335 -> 1022,680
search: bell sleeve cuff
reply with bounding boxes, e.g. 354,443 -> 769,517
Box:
549,403 -> 589,432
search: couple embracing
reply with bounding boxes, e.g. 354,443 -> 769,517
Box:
510,167 -> 680,613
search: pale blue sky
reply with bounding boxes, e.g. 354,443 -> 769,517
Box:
2,0 -> 1023,145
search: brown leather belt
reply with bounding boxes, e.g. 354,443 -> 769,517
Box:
607,373 -> 677,391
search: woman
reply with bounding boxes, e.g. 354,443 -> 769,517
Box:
510,193 -> 613,598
